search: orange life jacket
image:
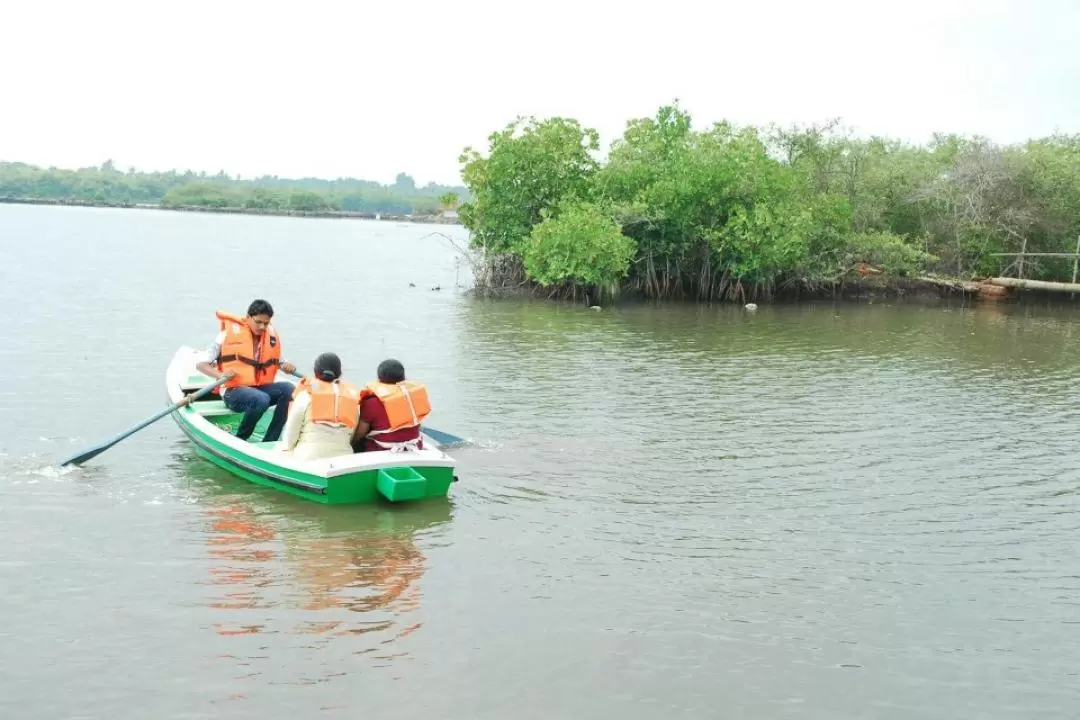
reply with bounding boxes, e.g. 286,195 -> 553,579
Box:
215,310 -> 281,389
294,376 -> 360,429
360,380 -> 432,434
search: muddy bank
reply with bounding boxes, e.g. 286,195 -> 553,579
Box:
465,271 -> 1080,307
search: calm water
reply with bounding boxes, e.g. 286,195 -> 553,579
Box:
1,203 -> 1078,719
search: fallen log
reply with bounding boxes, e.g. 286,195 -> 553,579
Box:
916,276 -> 981,293
984,277 -> 1080,293
976,283 -> 1010,298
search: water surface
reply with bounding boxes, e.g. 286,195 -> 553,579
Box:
1,204 -> 1078,719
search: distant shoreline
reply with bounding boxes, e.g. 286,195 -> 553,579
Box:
0,196 -> 463,225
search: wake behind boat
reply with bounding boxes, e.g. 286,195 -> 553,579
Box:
166,346 -> 458,504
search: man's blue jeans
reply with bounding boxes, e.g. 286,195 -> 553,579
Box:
222,382 -> 294,441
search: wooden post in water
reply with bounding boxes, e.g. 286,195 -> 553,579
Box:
1018,237 -> 1027,279
1072,235 -> 1080,300
1073,235 -> 1080,284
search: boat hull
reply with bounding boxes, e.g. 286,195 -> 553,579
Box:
167,347 -> 457,505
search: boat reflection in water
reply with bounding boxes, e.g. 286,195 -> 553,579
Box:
175,451 -> 454,654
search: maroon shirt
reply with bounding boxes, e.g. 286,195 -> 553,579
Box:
359,395 -> 423,452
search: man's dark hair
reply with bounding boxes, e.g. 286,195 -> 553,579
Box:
247,299 -> 274,318
377,358 -> 406,384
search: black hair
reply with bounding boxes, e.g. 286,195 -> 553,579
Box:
377,358 -> 405,383
247,299 -> 274,318
314,352 -> 342,381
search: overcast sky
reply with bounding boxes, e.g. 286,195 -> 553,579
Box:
2,0 -> 1076,186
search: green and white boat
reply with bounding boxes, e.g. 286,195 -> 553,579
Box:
167,346 -> 458,505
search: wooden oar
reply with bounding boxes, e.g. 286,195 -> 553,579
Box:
284,369 -> 468,447
59,376 -> 231,467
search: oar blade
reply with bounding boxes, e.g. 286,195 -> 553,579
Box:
60,443 -> 113,467
60,405 -> 176,467
422,426 -> 468,447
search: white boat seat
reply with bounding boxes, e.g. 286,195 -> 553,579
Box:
190,400 -> 234,417
180,373 -> 215,393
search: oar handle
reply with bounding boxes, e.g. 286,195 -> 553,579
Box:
59,374 -> 232,467
184,374 -> 232,403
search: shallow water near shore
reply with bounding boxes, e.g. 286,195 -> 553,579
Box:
1,203 -> 1078,719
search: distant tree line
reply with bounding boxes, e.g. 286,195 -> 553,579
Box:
0,160 -> 469,216
456,102 -> 1080,302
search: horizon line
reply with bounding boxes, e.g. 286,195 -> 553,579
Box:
0,157 -> 469,189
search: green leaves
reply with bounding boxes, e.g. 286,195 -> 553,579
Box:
458,116 -> 600,254
841,231 -> 938,277
523,202 -> 635,287
716,199 -> 816,281
438,192 -> 459,210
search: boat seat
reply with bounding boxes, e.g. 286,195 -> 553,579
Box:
191,400 -> 234,417
180,371 -> 220,394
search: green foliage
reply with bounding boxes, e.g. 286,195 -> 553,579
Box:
0,161 -> 468,216
458,102 -> 1080,300
523,202 -> 635,287
244,187 -> 287,210
458,116 -> 600,255
162,181 -> 239,208
841,230 -> 939,276
287,190 -> 330,212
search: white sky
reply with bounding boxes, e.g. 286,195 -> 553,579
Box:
1,0 -> 1076,187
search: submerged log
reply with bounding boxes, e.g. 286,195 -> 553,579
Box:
985,277 -> 1080,293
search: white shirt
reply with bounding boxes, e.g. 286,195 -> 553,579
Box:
275,391 -> 355,461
